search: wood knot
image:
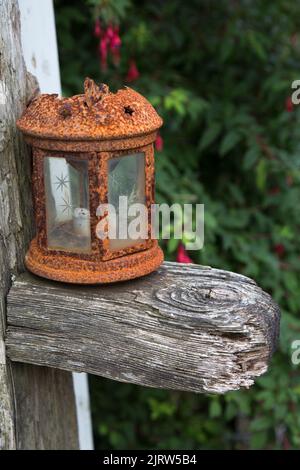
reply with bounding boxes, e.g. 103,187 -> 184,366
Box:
154,283 -> 244,318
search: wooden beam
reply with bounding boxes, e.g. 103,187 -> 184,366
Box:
0,0 -> 78,449
6,263 -> 280,394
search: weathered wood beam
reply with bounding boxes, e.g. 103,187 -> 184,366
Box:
6,263 -> 280,394
0,0 -> 78,449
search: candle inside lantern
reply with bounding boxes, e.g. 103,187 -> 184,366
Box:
73,207 -> 90,237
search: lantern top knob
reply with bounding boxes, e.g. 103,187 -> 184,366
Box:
17,78 -> 163,142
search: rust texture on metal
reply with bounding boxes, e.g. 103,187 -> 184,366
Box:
17,78 -> 164,284
21,131 -> 158,152
25,239 -> 163,284
17,78 -> 163,141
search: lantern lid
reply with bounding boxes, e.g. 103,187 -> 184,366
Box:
17,78 -> 163,141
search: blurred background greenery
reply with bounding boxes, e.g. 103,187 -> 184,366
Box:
54,0 -> 300,449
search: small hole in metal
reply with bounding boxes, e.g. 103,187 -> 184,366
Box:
124,105 -> 134,115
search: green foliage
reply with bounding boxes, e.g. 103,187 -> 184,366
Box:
55,0 -> 300,449
87,0 -> 131,24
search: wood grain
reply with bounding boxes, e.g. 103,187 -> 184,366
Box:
0,0 -> 78,449
6,262 -> 280,394
0,0 -> 32,449
11,363 -> 78,450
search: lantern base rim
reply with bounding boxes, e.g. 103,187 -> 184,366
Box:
25,239 -> 164,284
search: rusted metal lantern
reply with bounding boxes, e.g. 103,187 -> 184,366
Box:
17,78 -> 164,283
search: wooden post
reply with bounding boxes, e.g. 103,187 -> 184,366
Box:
0,0 -> 78,449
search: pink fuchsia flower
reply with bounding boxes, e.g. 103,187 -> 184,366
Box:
99,36 -> 108,71
176,243 -> 193,263
155,134 -> 164,152
126,60 -> 140,82
106,24 -> 114,40
285,97 -> 294,112
94,19 -> 102,38
95,22 -> 122,70
110,26 -> 121,48
110,26 -> 121,66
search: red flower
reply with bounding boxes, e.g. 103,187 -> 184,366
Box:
106,24 -> 114,40
110,26 -> 121,47
126,60 -> 140,82
286,174 -> 293,186
176,243 -> 193,264
285,96 -> 294,112
274,243 -> 285,257
99,37 -> 108,71
94,19 -> 102,38
155,134 -> 164,152
110,26 -> 121,66
95,22 -> 122,70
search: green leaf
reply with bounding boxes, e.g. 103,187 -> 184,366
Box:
198,123 -> 221,151
256,159 -> 267,191
167,238 -> 180,254
250,416 -> 272,432
247,31 -> 267,60
250,431 -> 269,449
219,131 -> 242,156
209,399 -> 222,418
243,146 -> 259,170
164,89 -> 188,116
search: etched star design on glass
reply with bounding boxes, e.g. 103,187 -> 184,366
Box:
60,195 -> 73,216
55,173 -> 69,192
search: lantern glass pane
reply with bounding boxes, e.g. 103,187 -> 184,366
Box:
108,152 -> 147,251
44,156 -> 91,252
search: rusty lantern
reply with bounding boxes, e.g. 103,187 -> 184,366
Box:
17,78 -> 164,284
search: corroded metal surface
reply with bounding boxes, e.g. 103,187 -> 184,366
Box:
25,238 -> 164,284
17,78 -> 164,284
21,132 -> 157,152
17,78 -> 163,141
